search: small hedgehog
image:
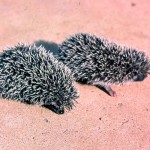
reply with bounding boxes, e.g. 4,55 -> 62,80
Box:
0,44 -> 78,114
58,33 -> 150,96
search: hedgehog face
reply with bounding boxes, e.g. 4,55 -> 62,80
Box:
131,63 -> 150,82
133,74 -> 147,81
48,84 -> 78,113
121,49 -> 150,83
49,100 -> 65,114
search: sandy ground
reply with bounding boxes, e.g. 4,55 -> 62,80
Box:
0,0 -> 150,150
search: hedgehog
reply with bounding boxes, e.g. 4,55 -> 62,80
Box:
0,44 -> 78,114
58,33 -> 150,96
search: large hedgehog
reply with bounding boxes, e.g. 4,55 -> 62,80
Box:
58,33 -> 150,96
0,44 -> 78,114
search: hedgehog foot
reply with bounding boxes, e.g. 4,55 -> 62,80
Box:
92,82 -> 117,97
43,104 -> 65,114
99,85 -> 117,97
105,86 -> 117,97
100,85 -> 116,97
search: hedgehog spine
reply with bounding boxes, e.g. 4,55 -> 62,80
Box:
0,44 -> 78,114
58,33 -> 150,96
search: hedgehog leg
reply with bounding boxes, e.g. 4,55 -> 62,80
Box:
92,81 -> 117,97
102,84 -> 117,97
43,103 -> 65,114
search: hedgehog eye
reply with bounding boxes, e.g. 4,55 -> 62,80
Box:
126,64 -> 130,68
56,100 -> 63,106
133,71 -> 138,75
70,87 -> 74,92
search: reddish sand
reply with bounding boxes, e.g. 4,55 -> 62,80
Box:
0,0 -> 150,150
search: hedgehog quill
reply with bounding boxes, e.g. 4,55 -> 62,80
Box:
58,33 -> 150,96
0,44 -> 78,114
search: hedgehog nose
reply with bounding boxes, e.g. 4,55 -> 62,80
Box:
57,108 -> 65,114
134,74 -> 146,81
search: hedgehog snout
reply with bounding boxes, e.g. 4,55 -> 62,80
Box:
133,74 -> 147,81
46,100 -> 65,114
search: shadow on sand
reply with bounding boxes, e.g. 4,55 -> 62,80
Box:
34,40 -> 60,56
